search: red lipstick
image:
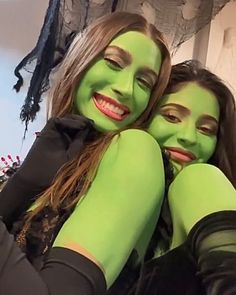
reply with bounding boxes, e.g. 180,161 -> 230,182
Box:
165,147 -> 196,163
93,92 -> 130,121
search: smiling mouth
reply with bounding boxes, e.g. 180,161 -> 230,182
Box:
93,93 -> 130,121
165,147 -> 196,164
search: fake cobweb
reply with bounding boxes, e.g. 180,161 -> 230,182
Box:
13,0 -> 231,130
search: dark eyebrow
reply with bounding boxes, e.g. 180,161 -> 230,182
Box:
160,103 -> 190,116
139,66 -> 159,85
200,114 -> 219,125
104,45 -> 132,65
161,103 -> 219,124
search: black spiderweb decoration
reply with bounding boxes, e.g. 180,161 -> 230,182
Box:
13,0 -> 231,131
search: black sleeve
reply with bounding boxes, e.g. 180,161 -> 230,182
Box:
0,115 -> 94,229
0,173 -> 43,230
0,220 -> 106,295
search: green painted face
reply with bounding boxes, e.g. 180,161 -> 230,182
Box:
148,82 -> 220,174
74,31 -> 162,131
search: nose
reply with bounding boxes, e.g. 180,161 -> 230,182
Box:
111,70 -> 134,101
177,121 -> 197,146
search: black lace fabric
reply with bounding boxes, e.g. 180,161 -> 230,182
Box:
12,202 -> 75,268
14,207 -> 61,263
13,0 -> 231,131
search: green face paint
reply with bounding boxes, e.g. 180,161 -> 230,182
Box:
74,31 -> 162,131
148,82 -> 220,174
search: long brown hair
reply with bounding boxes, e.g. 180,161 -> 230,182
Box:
165,60 -> 236,188
25,12 -> 171,223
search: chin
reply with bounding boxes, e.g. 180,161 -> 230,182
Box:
93,118 -> 121,133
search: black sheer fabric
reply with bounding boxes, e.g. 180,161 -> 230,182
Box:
121,211 -> 236,295
187,210 -> 236,295
127,244 -> 205,295
13,0 -> 231,130
0,219 -> 107,295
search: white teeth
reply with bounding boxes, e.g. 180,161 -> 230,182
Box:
115,107 -> 120,113
110,105 -> 116,112
115,107 -> 124,115
96,98 -> 125,116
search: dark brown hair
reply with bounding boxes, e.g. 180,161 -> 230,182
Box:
165,60 -> 236,188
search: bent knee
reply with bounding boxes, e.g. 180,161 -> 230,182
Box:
171,164 -> 232,193
169,163 -> 235,205
168,163 -> 236,235
176,163 -> 225,181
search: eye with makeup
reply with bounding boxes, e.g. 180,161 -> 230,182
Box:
104,57 -> 122,70
197,123 -> 218,136
160,109 -> 182,123
136,75 -> 153,90
103,45 -> 131,71
104,56 -> 123,70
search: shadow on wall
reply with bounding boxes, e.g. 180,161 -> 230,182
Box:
0,0 -> 49,53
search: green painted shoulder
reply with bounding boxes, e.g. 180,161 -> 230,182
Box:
109,129 -> 163,167
98,129 -> 165,196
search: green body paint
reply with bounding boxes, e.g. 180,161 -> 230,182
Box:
169,164 -> 236,248
147,81 -> 236,253
54,130 -> 165,286
75,31 -> 162,131
25,31 -> 165,287
148,82 -> 220,174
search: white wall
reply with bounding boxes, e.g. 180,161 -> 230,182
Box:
0,0 -> 49,162
206,1 -> 236,95
172,0 -> 236,96
172,35 -> 195,64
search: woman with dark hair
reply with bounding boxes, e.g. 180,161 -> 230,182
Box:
0,11 -> 171,295
152,59 -> 236,186
121,60 -> 236,295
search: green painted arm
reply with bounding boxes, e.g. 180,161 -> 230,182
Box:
53,129 -> 165,287
168,163 -> 236,249
134,204 -> 162,263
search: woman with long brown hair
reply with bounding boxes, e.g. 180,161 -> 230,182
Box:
0,11 -> 171,295
121,60 -> 236,295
